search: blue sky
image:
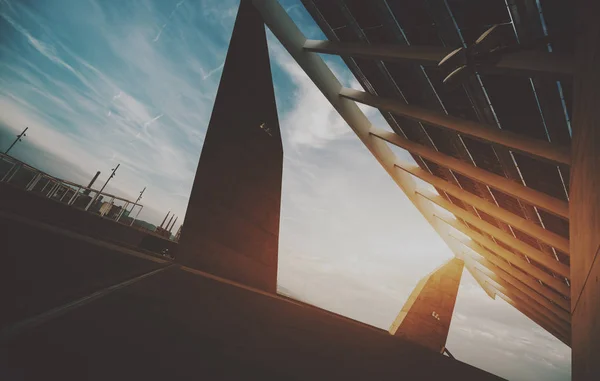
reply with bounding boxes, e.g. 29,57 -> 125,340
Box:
0,0 -> 570,379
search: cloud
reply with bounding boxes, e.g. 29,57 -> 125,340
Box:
267,35 -> 353,149
153,24 -> 167,42
152,0 -> 186,43
285,4 -> 302,14
202,62 -> 224,80
1,12 -> 58,63
143,113 -> 164,128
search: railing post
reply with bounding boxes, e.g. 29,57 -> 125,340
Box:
68,187 -> 81,205
40,177 -> 49,193
49,185 -> 61,199
5,164 -> 21,183
1,163 -> 17,182
46,182 -> 57,197
116,202 -> 129,222
26,173 -> 42,191
130,205 -> 143,226
60,187 -> 69,202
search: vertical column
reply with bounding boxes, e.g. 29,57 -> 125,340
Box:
177,0 -> 283,293
389,258 -> 464,353
571,1 -> 600,379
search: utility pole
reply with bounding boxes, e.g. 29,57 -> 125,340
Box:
85,163 -> 120,211
128,186 -> 146,215
135,187 -> 146,204
5,127 -> 28,154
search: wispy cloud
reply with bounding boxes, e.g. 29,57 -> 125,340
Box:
153,0 -> 186,42
143,113 -> 164,130
153,24 -> 167,42
201,62 -> 224,80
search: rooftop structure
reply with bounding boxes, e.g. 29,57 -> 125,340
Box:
295,0 -> 574,346
252,0 -> 597,377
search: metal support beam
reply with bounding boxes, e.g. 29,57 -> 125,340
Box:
371,127 -> 569,219
465,258 -> 570,343
465,250 -> 569,314
459,238 -> 570,310
304,39 -> 449,65
465,262 -> 497,299
473,265 -> 570,325
395,163 -> 570,253
341,88 -> 570,165
304,39 -> 574,79
497,286 -> 570,335
497,291 -> 570,346
419,191 -> 569,278
438,215 -> 570,296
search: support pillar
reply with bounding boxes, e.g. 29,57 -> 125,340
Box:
389,258 -> 464,353
177,0 -> 283,293
571,0 -> 600,378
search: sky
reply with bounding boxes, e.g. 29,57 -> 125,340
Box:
0,0 -> 570,379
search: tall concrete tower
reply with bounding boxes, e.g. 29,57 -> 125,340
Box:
177,0 -> 283,293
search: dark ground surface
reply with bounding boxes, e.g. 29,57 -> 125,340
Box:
0,214 -> 503,380
0,214 -> 167,330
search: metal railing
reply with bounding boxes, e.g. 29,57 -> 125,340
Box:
0,153 -> 143,226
